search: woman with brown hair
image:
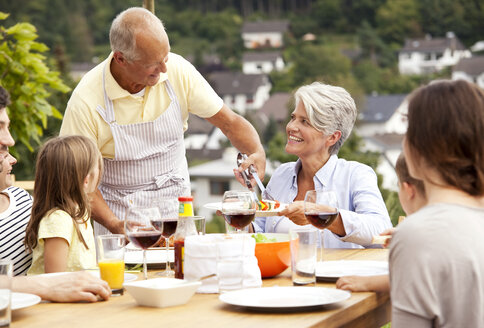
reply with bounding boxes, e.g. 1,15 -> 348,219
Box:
390,80 -> 484,327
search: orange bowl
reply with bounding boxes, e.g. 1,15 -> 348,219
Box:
253,233 -> 291,278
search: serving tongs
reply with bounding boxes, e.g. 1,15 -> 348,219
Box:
236,153 -> 266,201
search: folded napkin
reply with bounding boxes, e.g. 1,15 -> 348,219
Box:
184,234 -> 262,293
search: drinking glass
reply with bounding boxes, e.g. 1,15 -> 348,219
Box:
304,190 -> 339,262
125,206 -> 163,279
221,190 -> 256,233
97,234 -> 125,296
152,199 -> 179,277
0,260 -> 12,327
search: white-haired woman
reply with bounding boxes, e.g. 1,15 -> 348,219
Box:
252,82 -> 392,248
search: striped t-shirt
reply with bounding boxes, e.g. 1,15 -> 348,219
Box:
0,186 -> 33,275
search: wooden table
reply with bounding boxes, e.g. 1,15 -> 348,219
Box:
12,249 -> 390,328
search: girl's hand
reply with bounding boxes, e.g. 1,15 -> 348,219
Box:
336,276 -> 372,292
279,201 -> 308,225
380,228 -> 396,248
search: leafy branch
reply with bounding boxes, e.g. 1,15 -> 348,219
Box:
0,12 -> 70,152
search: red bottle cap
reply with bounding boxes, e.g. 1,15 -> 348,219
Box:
178,196 -> 193,202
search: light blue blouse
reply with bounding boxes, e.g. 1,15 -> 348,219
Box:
253,155 -> 392,248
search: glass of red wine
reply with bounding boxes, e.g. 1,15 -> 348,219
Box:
304,190 -> 339,262
152,199 -> 179,277
125,206 -> 163,279
221,190 -> 256,233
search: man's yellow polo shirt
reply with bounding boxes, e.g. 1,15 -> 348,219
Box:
60,52 -> 223,159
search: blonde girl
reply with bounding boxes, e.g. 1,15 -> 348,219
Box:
25,135 -> 103,274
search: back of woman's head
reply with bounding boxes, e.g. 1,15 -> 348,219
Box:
406,80 -> 484,196
395,153 -> 426,198
294,82 -> 357,155
25,135 -> 102,251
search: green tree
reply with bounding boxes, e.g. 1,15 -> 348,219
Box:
376,0 -> 421,44
0,12 -> 70,153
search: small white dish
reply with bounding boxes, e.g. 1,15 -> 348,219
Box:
12,292 -> 41,310
124,278 -> 201,308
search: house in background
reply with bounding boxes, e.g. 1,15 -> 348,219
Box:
255,92 -> 291,130
208,72 -> 271,115
356,94 -> 408,137
189,147 -> 276,219
241,20 -> 289,49
398,32 -> 471,75
363,133 -> 404,191
452,56 -> 484,89
242,51 -> 285,74
184,114 -> 214,150
356,94 -> 409,191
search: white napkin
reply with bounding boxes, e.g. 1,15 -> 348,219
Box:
184,234 -> 262,293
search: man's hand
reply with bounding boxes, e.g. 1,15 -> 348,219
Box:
14,271 -> 111,302
206,104 -> 266,186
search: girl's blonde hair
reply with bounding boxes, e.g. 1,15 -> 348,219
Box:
25,135 -> 103,252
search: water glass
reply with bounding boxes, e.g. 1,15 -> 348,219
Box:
290,228 -> 318,286
191,216 -> 206,235
97,234 -> 125,296
0,260 -> 12,327
216,236 -> 245,293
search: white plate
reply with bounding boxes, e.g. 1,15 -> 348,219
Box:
124,249 -> 174,265
12,292 -> 41,310
125,243 -> 173,251
316,260 -> 389,281
88,271 -> 138,283
204,202 -> 287,217
40,271 -> 138,284
219,287 -> 350,311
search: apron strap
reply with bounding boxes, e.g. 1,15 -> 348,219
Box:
96,63 -> 116,124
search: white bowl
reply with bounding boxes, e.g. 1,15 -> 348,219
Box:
124,278 -> 201,308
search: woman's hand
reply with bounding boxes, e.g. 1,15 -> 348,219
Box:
279,201 -> 308,225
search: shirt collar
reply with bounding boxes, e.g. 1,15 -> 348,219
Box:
291,154 -> 338,188
103,52 -> 168,100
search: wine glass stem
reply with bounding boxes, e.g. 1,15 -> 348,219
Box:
319,230 -> 324,262
165,237 -> 170,272
143,249 -> 148,280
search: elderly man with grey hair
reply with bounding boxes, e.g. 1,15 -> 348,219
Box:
251,82 -> 392,248
60,7 -> 265,236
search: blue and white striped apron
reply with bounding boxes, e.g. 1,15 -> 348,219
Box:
94,65 -> 190,236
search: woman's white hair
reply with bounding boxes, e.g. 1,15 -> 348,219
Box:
294,82 -> 357,155
109,7 -> 165,61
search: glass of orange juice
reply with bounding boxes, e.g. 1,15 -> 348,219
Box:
97,234 -> 126,296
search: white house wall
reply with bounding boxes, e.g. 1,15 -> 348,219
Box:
452,71 -> 484,89
243,32 -> 284,48
362,139 -> 401,192
399,49 -> 471,75
243,61 -> 274,74
184,134 -> 208,150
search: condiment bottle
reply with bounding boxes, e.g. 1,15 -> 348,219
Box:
174,196 -> 197,279
178,196 -> 194,217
